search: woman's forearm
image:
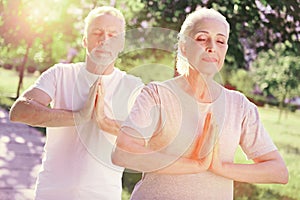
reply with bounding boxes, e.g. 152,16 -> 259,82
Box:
210,151 -> 288,184
112,130 -> 210,174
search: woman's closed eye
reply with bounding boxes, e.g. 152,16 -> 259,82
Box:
217,40 -> 225,44
216,35 -> 227,45
195,35 -> 208,42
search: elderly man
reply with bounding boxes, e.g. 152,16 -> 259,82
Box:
9,6 -> 143,200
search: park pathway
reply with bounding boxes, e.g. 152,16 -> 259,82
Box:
0,107 -> 45,200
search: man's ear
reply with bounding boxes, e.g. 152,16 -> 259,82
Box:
82,36 -> 87,48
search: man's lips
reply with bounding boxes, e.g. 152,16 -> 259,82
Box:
92,49 -> 112,58
95,49 -> 111,54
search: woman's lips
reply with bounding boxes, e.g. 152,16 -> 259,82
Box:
202,57 -> 218,62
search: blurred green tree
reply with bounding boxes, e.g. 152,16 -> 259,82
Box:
0,0 -> 146,97
139,0 -> 300,75
0,0 -> 83,97
252,42 -> 300,121
228,68 -> 255,97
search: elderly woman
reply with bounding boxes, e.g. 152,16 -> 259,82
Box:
111,8 -> 288,199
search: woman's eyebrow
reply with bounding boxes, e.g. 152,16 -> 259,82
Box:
195,31 -> 208,35
195,31 -> 227,37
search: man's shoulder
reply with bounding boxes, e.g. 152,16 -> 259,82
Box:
123,73 -> 143,83
43,62 -> 84,75
115,68 -> 144,86
53,62 -> 84,71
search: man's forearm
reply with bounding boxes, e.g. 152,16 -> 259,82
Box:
10,98 -> 75,127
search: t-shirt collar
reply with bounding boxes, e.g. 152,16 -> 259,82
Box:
83,65 -> 116,87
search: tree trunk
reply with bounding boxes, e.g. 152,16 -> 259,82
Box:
16,43 -> 31,98
278,101 -> 283,123
278,94 -> 287,123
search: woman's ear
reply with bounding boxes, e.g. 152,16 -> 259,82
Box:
179,42 -> 187,57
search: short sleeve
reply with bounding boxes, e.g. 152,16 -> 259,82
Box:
32,65 -> 58,100
121,83 -> 162,142
240,102 -> 277,159
110,75 -> 144,121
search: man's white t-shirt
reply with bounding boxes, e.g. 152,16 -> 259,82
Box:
32,62 -> 143,200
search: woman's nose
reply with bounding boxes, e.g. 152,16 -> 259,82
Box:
206,47 -> 215,53
205,40 -> 216,53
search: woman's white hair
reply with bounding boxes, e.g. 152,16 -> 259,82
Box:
83,6 -> 125,37
176,8 -> 230,75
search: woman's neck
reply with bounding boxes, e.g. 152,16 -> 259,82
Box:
183,69 -> 221,103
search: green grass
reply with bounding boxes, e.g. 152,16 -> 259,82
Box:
0,68 -> 38,96
256,107 -> 300,200
0,67 -> 38,109
234,106 -> 300,200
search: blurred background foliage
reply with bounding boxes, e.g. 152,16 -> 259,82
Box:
0,0 -> 299,199
0,0 -> 299,98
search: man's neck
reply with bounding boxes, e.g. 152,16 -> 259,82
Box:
85,57 -> 115,75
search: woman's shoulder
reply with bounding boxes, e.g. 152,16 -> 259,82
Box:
223,87 -> 254,108
223,87 -> 246,99
141,78 -> 179,100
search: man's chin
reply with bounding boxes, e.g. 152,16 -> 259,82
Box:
90,56 -> 114,66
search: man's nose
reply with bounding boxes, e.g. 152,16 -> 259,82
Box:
97,33 -> 109,45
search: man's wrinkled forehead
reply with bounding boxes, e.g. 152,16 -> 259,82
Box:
88,14 -> 125,31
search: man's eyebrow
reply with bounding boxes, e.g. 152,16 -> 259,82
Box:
91,27 -> 118,33
91,28 -> 102,31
